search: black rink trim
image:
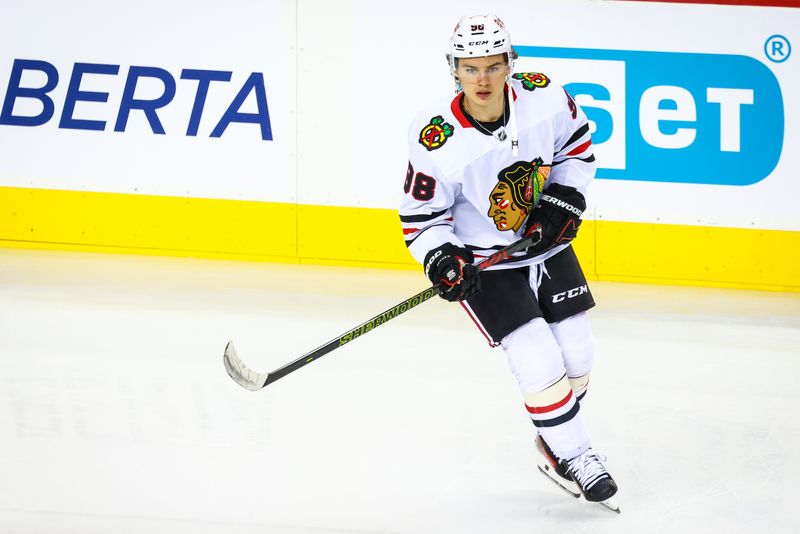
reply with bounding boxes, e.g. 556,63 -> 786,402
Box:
404,222 -> 454,247
557,122 -> 590,153
552,154 -> 596,167
465,244 -> 505,252
399,208 -> 448,223
530,402 -> 581,428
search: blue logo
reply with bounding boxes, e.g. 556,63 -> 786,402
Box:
0,59 -> 273,140
517,46 -> 784,186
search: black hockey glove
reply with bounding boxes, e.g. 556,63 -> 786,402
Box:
523,183 -> 586,254
424,243 -> 481,302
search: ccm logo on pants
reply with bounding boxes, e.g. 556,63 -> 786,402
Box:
552,285 -> 588,303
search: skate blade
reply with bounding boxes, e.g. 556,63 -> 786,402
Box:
597,497 -> 621,514
537,464 -> 580,498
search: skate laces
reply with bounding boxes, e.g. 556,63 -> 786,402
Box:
566,450 -> 609,490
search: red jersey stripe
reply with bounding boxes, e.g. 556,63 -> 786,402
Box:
450,85 -> 518,129
566,139 -> 592,156
450,93 -> 472,128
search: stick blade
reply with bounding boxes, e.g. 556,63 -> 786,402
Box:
223,341 -> 268,391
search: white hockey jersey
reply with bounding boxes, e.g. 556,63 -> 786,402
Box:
399,74 -> 595,270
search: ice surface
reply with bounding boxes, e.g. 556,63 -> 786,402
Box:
1,249 -> 798,533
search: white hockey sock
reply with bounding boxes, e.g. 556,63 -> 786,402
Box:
524,375 -> 591,460
502,318 -> 591,460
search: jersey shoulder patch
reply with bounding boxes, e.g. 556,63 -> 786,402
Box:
512,72 -> 551,92
418,115 -> 454,151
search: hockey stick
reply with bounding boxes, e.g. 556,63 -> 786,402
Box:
223,229 -> 542,391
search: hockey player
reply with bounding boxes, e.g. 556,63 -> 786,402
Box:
399,14 -> 619,510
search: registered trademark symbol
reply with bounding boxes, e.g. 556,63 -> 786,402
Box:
764,34 -> 791,63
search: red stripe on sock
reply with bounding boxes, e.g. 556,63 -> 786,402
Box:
526,390 -> 573,414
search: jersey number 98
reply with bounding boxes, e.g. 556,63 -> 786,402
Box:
404,162 -> 436,201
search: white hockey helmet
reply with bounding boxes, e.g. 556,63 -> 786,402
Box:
448,14 -> 514,75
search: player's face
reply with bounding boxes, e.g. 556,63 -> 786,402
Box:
456,54 -> 509,121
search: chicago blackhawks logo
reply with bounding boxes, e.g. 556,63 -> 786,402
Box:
487,157 -> 551,232
513,72 -> 550,91
419,115 -> 454,151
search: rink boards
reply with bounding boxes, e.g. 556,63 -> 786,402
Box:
2,187 -> 797,292
0,0 -> 798,291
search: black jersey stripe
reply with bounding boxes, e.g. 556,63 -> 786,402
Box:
556,122 -> 590,153
467,244 -> 537,264
490,252 -> 542,265
465,244 -> 506,252
399,208 -> 449,223
468,248 -> 559,267
404,222 -> 455,247
552,154 -> 596,166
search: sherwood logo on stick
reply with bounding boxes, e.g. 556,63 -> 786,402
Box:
0,59 -> 273,140
517,46 -> 784,186
338,288 -> 438,345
